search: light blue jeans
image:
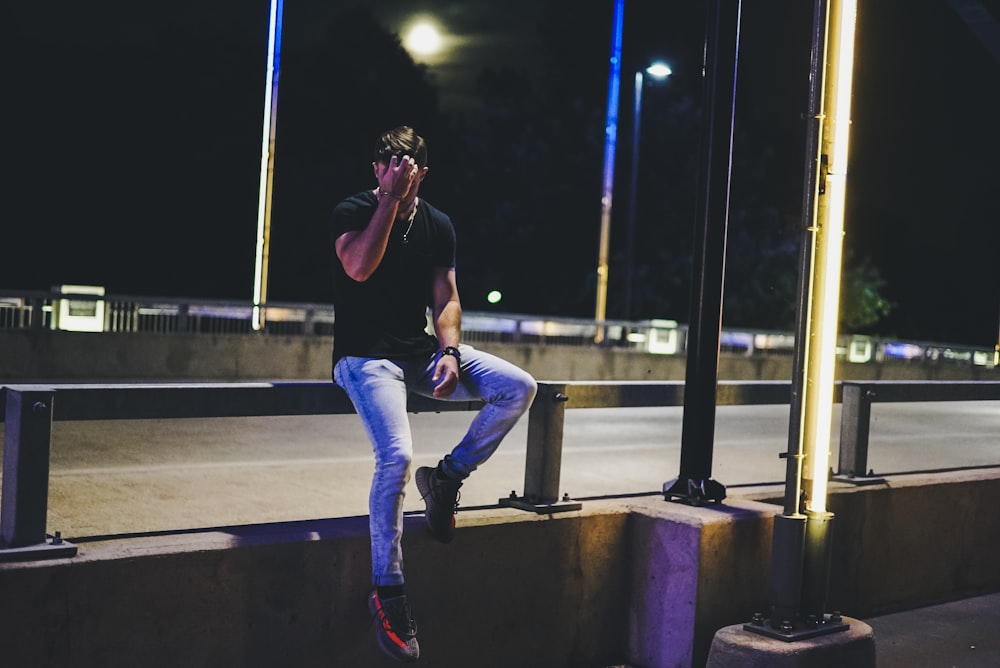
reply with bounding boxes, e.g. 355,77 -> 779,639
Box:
334,344 -> 537,586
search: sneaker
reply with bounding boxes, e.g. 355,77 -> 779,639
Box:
368,590 -> 420,663
415,465 -> 462,543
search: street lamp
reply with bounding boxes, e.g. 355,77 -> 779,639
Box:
624,61 -> 672,323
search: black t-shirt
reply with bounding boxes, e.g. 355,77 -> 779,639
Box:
329,190 -> 456,362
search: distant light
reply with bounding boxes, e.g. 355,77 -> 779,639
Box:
487,290 -> 502,305
883,342 -> 924,359
404,21 -> 442,56
645,62 -> 672,79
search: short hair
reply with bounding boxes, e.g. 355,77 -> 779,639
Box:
373,126 -> 428,169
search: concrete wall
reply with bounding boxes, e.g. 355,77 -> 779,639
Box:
1,330 -> 992,382
2,471 -> 999,668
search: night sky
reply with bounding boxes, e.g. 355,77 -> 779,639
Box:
5,0 -> 999,347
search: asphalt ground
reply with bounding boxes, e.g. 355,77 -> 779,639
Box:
4,401 -> 993,538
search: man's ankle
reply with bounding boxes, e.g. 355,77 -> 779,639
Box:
377,584 -> 405,600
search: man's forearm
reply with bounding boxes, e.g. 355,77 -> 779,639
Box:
434,301 -> 462,348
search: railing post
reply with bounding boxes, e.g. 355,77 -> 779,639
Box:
835,382 -> 881,482
177,303 -> 190,333
524,382 -> 566,502
499,382 -> 581,513
29,296 -> 45,329
1,388 -> 77,560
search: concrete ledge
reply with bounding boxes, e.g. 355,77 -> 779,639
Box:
2,470 -> 999,667
743,467 -> 1000,616
0,499 -> 776,667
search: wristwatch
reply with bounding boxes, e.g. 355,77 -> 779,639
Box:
440,346 -> 461,362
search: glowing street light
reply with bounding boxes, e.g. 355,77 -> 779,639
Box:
624,61 -> 672,323
403,20 -> 443,57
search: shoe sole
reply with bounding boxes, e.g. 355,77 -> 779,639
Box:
368,594 -> 420,663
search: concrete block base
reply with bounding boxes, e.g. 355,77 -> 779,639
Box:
705,617 -> 875,668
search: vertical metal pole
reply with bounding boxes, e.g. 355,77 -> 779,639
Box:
252,0 -> 284,331
663,0 -> 741,506
801,509 -> 836,620
800,0 -> 858,517
1,389 -> 55,547
763,0 -> 828,631
522,383 -> 568,504
756,0 -> 860,636
767,514 -> 807,628
837,382 -> 872,477
783,0 -> 828,519
594,0 -> 626,344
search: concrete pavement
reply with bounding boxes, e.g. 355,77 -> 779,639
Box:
866,590 -> 1000,668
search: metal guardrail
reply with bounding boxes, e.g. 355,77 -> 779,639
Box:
2,287 -> 997,366
3,379 -> 1000,562
834,380 -> 1000,482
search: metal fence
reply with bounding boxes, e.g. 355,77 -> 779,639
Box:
2,287 -> 996,369
3,379 -> 999,563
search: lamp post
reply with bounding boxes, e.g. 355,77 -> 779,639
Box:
252,0 -> 284,331
593,0 -> 625,344
624,62 -> 672,323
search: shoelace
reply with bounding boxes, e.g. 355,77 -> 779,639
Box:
425,475 -> 462,510
373,596 -> 417,639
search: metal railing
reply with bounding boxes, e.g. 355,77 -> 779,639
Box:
3,379 -> 999,562
834,380 -> 1000,480
2,287 -> 997,368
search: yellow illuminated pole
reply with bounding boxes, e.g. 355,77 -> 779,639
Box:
800,0 -> 857,516
252,0 -> 283,331
758,0 -> 859,638
791,0 -> 859,625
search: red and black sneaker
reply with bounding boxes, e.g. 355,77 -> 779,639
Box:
368,590 -> 419,663
415,465 -> 462,543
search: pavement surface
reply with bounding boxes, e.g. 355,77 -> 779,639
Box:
865,590 -> 1000,668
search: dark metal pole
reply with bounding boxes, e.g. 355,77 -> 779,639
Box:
764,0 -> 826,632
783,0 -> 828,519
0,388 -> 76,559
663,0 -> 741,506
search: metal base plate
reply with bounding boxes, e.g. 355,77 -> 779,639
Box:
743,614 -> 850,641
0,537 -> 78,563
662,476 -> 727,506
831,474 -> 886,486
498,496 -> 583,514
